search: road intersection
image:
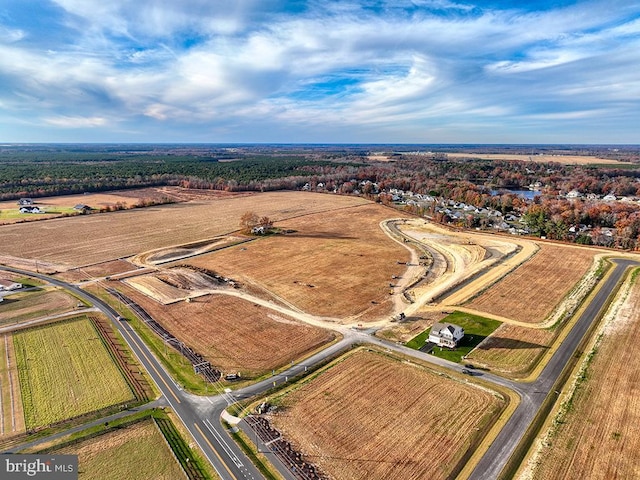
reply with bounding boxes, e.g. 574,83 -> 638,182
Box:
1,256 -> 637,480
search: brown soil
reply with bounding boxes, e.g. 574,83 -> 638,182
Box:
466,324 -> 555,376
118,284 -> 335,377
270,349 -> 505,480
187,204 -> 411,321
466,244 -> 596,323
523,275 -> 640,479
0,191 -> 368,269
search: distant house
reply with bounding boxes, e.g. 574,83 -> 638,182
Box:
74,204 -> 91,213
428,322 -> 464,348
602,194 -> 617,202
19,206 -> 42,214
0,279 -> 23,291
566,190 -> 582,199
17,198 -> 33,206
251,225 -> 266,235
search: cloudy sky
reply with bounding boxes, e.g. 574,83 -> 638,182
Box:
1,0 -> 639,143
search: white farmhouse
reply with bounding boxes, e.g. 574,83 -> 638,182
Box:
0,279 -> 23,291
428,322 -> 464,348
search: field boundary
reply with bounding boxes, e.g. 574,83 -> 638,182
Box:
88,315 -> 152,402
497,261 -> 632,480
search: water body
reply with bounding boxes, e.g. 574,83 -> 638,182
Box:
490,189 -> 540,200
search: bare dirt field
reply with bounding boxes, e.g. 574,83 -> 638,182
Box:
521,273 -> 640,479
0,191 -> 369,269
465,323 -> 555,376
118,284 -> 335,377
397,220 -> 529,308
466,244 -> 597,324
375,311 -> 447,343
445,153 -> 628,165
52,419 -> 185,480
56,259 -> 139,282
0,289 -> 80,326
187,204 -> 411,321
269,349 -> 506,480
0,333 -> 25,438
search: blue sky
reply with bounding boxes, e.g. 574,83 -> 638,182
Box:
0,0 -> 638,143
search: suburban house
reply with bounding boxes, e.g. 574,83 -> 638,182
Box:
0,279 -> 23,291
428,322 -> 465,348
17,198 -> 33,206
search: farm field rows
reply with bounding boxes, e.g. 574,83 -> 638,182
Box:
0,289 -> 80,326
521,272 -> 640,480
466,244 -> 598,324
118,284 -> 335,377
0,191 -> 369,269
187,203 -> 411,320
0,333 -> 24,437
269,349 -> 506,480
13,317 -> 134,429
465,323 -> 555,376
50,419 -> 187,480
445,153 -> 628,165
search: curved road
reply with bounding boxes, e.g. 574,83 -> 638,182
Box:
2,257 -> 637,480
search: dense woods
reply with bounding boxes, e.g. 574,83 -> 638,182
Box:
2,144 -> 640,249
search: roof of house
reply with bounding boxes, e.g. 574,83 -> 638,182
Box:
430,322 -> 463,335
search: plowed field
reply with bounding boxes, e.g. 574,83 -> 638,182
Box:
466,324 -> 555,376
0,290 -> 80,326
523,273 -> 640,480
119,285 -> 335,377
270,350 -> 505,480
0,191 -> 368,269
467,244 -> 596,324
187,203 -> 410,320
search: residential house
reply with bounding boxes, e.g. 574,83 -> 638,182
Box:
17,198 -> 33,206
428,322 -> 464,348
0,279 -> 23,291
74,204 -> 91,213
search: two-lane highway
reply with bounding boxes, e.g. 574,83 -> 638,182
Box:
3,256 -> 637,480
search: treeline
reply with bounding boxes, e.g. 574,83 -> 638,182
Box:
0,154 -> 340,200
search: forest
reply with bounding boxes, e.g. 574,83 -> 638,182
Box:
2,144 -> 640,249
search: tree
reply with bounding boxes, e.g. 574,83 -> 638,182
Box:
240,211 -> 259,233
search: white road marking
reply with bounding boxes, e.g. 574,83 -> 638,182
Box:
204,418 -> 244,468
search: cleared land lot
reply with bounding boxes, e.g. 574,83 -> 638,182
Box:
522,274 -> 640,480
0,289 -> 80,326
466,323 -> 555,376
0,191 -> 368,269
270,350 -> 506,480
51,419 -> 186,480
13,317 -> 134,429
119,285 -> 335,377
445,153 -> 628,165
188,204 -> 410,320
467,244 -> 597,324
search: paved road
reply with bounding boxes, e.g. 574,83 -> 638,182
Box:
468,258 -> 639,480
0,266 -> 263,480
3,257 -> 636,480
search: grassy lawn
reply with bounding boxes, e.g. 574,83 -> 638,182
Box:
0,289 -> 81,325
46,416 -> 188,480
406,311 -> 502,363
14,317 -> 134,429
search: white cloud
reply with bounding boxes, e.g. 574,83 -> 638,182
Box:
44,115 -> 108,127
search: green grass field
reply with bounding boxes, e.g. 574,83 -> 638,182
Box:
406,311 -> 502,363
14,317 -> 134,429
50,418 -> 188,480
